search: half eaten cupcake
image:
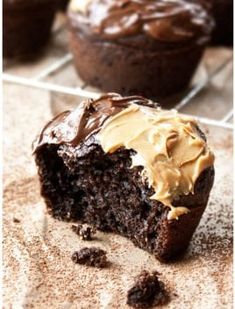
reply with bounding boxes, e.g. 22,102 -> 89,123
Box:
33,93 -> 215,261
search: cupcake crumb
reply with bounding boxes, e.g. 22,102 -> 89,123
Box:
71,247 -> 108,268
127,270 -> 169,308
71,224 -> 96,241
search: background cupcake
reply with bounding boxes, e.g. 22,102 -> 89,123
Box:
3,0 -> 57,59
210,0 -> 233,46
190,0 -> 233,46
57,0 -> 69,11
68,0 -> 214,100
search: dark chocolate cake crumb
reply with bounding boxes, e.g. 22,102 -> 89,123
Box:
127,271 -> 168,308
13,217 -> 20,223
71,247 -> 108,268
71,224 -> 96,241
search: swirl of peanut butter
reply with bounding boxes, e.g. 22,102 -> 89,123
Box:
69,0 -> 214,43
98,104 -> 214,220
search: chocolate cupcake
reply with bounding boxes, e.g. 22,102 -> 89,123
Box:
210,0 -> 233,46
3,0 -> 57,59
33,93 -> 215,261
191,0 -> 233,46
57,0 -> 69,11
68,0 -> 214,99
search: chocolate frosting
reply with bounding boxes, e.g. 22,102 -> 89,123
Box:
69,0 -> 214,44
33,93 -> 154,152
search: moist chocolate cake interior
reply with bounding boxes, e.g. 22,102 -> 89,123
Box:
35,139 -> 214,261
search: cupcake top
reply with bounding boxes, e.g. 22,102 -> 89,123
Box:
69,0 -> 214,47
34,93 -> 214,220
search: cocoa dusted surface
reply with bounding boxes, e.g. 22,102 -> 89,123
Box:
3,83 -> 233,307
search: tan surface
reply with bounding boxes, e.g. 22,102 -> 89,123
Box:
3,15 -> 233,309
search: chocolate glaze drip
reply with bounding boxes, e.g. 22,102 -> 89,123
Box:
33,93 -> 155,152
70,0 -> 214,43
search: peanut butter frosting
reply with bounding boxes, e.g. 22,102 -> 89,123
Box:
69,0 -> 214,43
98,104 -> 214,220
34,93 -> 214,220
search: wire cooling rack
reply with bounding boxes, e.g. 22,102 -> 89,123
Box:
2,14 -> 233,130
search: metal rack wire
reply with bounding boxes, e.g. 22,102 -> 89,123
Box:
2,17 -> 233,130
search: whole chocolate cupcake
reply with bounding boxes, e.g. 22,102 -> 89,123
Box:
3,0 -> 57,59
68,0 -> 214,99
33,93 -> 215,261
